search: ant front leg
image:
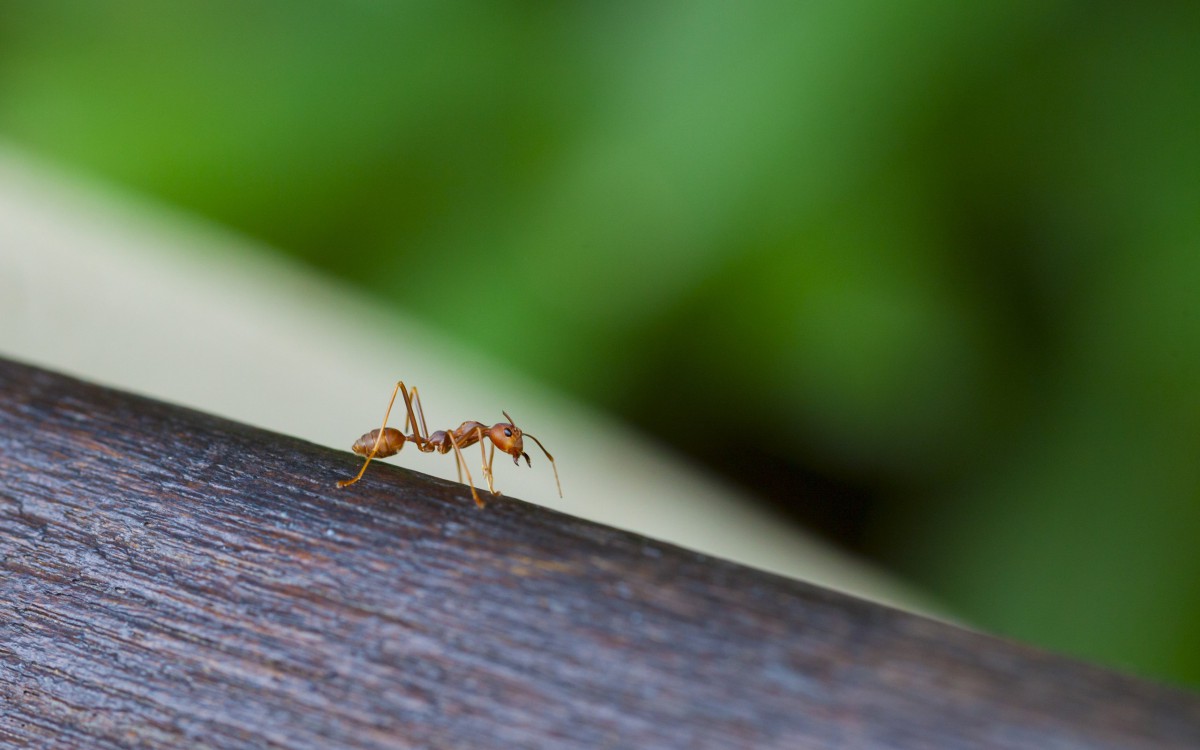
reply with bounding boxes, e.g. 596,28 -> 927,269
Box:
486,441 -> 501,498
477,428 -> 500,497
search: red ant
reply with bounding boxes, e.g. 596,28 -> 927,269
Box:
336,381 -> 561,508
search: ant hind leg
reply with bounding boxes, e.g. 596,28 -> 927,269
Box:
338,380 -> 409,488
408,385 -> 431,443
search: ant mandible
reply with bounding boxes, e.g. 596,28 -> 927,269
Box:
336,380 -> 562,508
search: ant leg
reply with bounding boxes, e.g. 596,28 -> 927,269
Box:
476,428 -> 497,495
338,380 -> 413,488
408,385 -> 431,443
446,430 -> 484,508
486,442 -> 502,497
397,383 -> 429,450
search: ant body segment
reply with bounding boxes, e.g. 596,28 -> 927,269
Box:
336,381 -> 561,508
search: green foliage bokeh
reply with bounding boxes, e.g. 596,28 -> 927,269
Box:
2,1 -> 1199,686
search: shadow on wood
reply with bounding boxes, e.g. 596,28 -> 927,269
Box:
0,357 -> 1197,749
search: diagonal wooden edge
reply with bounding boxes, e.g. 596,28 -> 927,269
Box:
0,357 -> 1196,749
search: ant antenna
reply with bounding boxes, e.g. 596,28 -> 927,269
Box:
525,433 -> 562,498
505,410 -> 562,498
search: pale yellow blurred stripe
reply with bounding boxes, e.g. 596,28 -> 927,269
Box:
0,145 -> 938,614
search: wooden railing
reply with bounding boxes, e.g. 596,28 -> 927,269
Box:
0,357 -> 1196,748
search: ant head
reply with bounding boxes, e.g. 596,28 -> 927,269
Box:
491,410 -> 562,498
490,411 -> 531,466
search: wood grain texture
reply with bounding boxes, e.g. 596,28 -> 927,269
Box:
0,357 -> 1196,749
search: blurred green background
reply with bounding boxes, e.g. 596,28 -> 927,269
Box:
2,2 -> 1198,686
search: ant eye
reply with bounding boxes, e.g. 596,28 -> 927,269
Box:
504,428 -> 513,437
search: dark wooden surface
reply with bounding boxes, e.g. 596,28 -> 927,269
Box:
0,357 -> 1197,749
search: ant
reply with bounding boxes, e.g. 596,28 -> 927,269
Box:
336,381 -> 561,508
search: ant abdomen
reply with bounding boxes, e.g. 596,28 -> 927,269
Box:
352,427 -> 406,458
